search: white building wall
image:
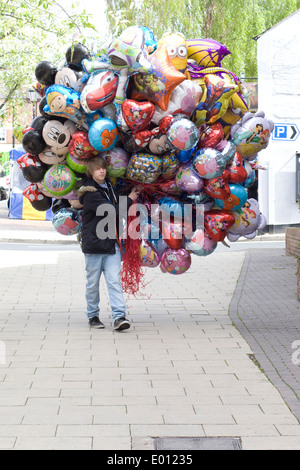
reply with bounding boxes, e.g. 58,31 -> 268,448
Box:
257,9 -> 300,227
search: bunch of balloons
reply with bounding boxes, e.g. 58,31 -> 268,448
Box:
18,26 -> 272,283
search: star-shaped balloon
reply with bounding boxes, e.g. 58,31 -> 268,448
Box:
131,45 -> 186,111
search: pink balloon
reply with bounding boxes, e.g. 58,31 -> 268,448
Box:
139,240 -> 160,268
160,247 -> 191,275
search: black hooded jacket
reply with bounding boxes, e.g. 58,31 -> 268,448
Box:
78,176 -> 132,255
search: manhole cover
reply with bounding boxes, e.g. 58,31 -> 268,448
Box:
154,437 -> 242,450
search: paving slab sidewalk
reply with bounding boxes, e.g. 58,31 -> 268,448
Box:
0,242 -> 299,450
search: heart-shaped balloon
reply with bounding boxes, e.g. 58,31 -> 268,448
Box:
122,99 -> 155,133
160,247 -> 191,275
204,209 -> 235,242
203,170 -> 230,200
227,152 -> 248,184
198,122 -> 224,148
160,219 -> 184,250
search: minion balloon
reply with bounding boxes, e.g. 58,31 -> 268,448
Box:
157,33 -> 188,74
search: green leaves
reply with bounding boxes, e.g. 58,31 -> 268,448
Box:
0,0 -> 97,113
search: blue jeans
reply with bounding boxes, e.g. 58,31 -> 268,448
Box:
84,245 -> 127,321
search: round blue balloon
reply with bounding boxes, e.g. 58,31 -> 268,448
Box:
88,118 -> 119,151
215,184 -> 248,211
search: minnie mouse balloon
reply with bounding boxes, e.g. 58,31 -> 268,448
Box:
160,248 -> 191,275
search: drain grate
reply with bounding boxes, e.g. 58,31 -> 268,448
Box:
154,437 -> 242,451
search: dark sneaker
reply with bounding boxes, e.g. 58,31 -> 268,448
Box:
89,316 -> 105,329
114,317 -> 130,331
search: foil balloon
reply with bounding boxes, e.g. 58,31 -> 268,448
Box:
83,26 -> 153,105
204,209 -> 235,242
152,80 -> 202,125
55,67 -> 85,92
80,70 -> 118,113
231,110 -> 274,161
227,198 -> 267,242
44,84 -> 88,129
42,119 -> 77,156
131,45 -> 186,111
23,183 -> 52,211
193,147 -> 227,179
227,152 -> 248,184
88,118 -> 118,151
186,38 -> 231,68
68,131 -> 98,159
43,164 -> 76,197
198,122 -> 224,148
192,73 -> 238,126
126,153 -> 162,184
203,170 -> 230,200
103,147 -> 129,178
35,60 -> 58,86
121,99 -> 155,133
160,247 -> 191,275
157,32 -> 188,74
140,27 -> 157,53
185,229 -> 217,257
175,163 -> 204,193
167,118 -> 199,151
17,154 -> 48,184
52,207 -> 82,236
148,238 -> 168,258
215,184 -> 248,211
158,197 -> 184,219
66,153 -> 88,173
139,240 -> 160,268
161,219 -> 184,250
38,147 -> 67,165
161,152 -> 180,179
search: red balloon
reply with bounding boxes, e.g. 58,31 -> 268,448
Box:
68,131 -> 98,160
227,151 -> 248,183
122,99 -> 155,133
204,209 -> 235,242
198,122 -> 224,148
203,170 -> 230,200
161,219 -> 184,250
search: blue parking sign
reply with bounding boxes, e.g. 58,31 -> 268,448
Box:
273,123 -> 299,141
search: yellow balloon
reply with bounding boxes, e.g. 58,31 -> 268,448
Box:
158,33 -> 188,74
192,73 -> 238,127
